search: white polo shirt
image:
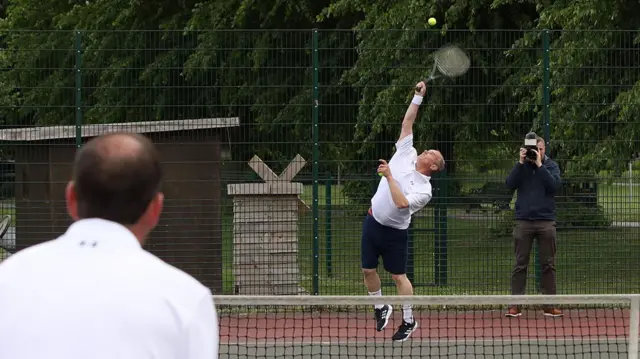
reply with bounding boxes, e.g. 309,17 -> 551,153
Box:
0,218 -> 218,359
371,134 -> 433,230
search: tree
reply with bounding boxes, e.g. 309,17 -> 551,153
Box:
0,0 -> 204,127
495,0 -> 640,175
0,0 -> 360,175
317,0 -> 540,200
1,0 -> 638,181
184,0 -> 360,172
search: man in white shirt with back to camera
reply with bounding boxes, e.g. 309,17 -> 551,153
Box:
362,81 -> 445,342
0,132 -> 219,359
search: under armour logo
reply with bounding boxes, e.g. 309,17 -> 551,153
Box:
410,181 -> 415,185
79,241 -> 98,247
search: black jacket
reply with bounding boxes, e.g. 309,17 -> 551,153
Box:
505,156 -> 562,221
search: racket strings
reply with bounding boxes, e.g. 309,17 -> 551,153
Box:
434,46 -> 470,77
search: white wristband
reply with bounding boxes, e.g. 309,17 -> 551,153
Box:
411,94 -> 423,106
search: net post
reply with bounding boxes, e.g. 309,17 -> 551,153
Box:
629,295 -> 639,359
311,28 -> 320,295
434,169 -> 448,286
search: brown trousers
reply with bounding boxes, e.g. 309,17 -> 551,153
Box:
511,220 -> 557,295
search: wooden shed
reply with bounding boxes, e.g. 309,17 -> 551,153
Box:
0,118 -> 239,295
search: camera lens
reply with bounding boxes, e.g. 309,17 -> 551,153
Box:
524,132 -> 538,160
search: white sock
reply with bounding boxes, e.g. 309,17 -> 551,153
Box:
369,289 -> 383,309
403,304 -> 414,323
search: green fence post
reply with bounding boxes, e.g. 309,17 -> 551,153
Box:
535,29 -> 551,293
325,173 -> 332,277
74,31 -> 83,148
407,222 -> 415,284
311,29 -> 320,295
434,170 -> 448,286
543,30 -> 551,148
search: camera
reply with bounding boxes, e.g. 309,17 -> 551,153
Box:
524,132 -> 538,161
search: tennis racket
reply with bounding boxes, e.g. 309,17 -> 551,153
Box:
0,214 -> 11,253
0,215 -> 10,240
415,44 -> 470,92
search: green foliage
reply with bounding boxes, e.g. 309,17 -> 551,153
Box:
501,0 -> 640,175
557,174 -> 612,228
486,199 -> 610,237
556,201 -> 611,229
184,0 -> 360,168
0,0 -> 639,177
480,172 -> 612,236
0,0 -> 204,126
341,178 -> 374,212
458,143 -> 514,174
316,0 -> 544,177
488,209 -> 514,237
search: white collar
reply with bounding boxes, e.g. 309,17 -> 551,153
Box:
60,218 -> 141,250
411,160 -> 432,182
413,169 -> 431,182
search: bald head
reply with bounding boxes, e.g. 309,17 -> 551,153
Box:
417,149 -> 445,176
71,132 -> 162,226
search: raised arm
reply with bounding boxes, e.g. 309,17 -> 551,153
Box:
399,81 -> 427,141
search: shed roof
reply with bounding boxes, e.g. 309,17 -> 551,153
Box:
0,117 -> 240,142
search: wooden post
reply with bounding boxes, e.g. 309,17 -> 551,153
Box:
227,155 -> 309,295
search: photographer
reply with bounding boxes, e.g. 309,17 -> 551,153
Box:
504,135 -> 562,318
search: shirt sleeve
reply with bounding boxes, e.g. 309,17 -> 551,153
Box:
395,134 -> 414,156
389,134 -> 415,170
406,191 -> 432,215
185,293 -> 219,359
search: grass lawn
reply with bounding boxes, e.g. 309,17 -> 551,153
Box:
220,206 -> 640,295
453,177 -> 640,221
219,179 -> 640,295
598,183 -> 640,222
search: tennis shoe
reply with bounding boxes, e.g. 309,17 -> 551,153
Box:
374,305 -> 392,331
505,306 -> 522,317
392,319 -> 418,342
543,307 -> 564,317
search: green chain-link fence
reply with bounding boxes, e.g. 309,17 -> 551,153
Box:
0,29 -> 638,295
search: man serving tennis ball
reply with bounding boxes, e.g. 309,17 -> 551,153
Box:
361,81 -> 445,342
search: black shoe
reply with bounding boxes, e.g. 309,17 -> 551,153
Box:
392,319 -> 418,342
374,305 -> 392,331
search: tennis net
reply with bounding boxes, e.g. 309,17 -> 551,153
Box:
214,294 -> 640,358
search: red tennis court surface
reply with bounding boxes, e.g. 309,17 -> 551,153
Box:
220,308 -> 632,343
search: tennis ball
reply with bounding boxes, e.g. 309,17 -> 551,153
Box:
428,17 -> 437,26
378,172 -> 383,177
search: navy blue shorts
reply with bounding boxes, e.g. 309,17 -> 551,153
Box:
361,213 -> 409,275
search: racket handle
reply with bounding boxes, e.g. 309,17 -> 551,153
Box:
414,80 -> 429,92
414,76 -> 439,91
